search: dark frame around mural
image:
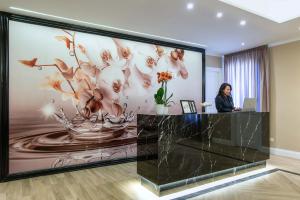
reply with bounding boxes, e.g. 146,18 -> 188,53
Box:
0,11 -> 206,181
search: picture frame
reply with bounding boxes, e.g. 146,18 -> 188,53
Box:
180,100 -> 197,114
0,11 -> 206,181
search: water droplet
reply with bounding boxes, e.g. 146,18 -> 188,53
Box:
69,51 -> 74,56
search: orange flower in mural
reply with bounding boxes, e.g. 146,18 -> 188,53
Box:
78,44 -> 86,54
112,80 -> 122,93
43,73 -> 64,93
146,56 -> 157,68
101,50 -> 113,63
176,49 -> 184,60
120,47 -> 131,59
157,71 -> 172,83
156,45 -> 164,57
170,48 -> 185,61
19,58 -> 38,67
55,36 -> 72,49
83,96 -> 103,118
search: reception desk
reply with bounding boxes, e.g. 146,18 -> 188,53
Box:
137,112 -> 269,194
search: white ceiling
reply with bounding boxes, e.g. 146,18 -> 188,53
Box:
1,0 -> 300,55
219,0 -> 300,23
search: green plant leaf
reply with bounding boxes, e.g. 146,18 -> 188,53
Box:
157,87 -> 164,97
166,100 -> 175,106
154,87 -> 165,104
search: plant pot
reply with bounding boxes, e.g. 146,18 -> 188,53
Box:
155,104 -> 169,115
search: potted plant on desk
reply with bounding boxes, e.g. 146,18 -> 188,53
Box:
154,71 -> 174,115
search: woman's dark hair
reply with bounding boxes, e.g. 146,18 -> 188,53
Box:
217,83 -> 232,97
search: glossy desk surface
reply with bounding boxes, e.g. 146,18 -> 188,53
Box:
137,112 -> 270,186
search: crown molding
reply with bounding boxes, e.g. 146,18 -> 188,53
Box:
268,37 -> 300,47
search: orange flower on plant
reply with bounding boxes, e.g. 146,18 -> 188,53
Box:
157,71 -> 172,83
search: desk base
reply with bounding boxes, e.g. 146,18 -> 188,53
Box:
140,161 -> 266,196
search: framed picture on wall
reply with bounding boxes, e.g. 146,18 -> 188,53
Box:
180,100 -> 197,114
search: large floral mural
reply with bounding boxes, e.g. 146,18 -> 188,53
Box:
9,21 -> 203,174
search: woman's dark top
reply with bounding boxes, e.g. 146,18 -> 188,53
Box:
215,95 -> 234,113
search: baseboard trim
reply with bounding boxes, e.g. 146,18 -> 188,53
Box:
270,147 -> 300,160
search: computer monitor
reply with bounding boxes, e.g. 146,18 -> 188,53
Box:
242,98 -> 257,112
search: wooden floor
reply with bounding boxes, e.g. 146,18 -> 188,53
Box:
1,155 -> 300,200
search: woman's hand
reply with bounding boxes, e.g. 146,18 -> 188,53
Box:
233,107 -> 242,111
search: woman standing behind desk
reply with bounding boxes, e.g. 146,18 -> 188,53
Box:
215,83 -> 241,113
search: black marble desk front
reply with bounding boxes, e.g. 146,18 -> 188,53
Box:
137,112 -> 269,186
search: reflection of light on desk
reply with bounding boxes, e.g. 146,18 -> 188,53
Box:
41,103 -> 55,118
137,166 -> 275,200
184,113 -> 199,124
128,181 -> 159,200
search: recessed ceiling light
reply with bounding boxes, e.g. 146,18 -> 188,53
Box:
241,42 -> 245,46
298,27 -> 300,31
218,0 -> 300,23
187,3 -> 194,10
240,20 -> 247,26
216,12 -> 223,18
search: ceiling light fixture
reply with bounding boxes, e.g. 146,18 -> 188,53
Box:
9,7 -> 207,48
216,12 -> 223,18
241,42 -> 245,46
240,20 -> 247,26
187,3 -> 194,10
218,0 -> 300,23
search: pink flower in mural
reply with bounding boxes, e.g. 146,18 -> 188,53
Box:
156,45 -> 164,57
112,80 -> 122,93
121,47 -> 131,60
146,56 -> 157,68
55,35 -> 72,49
176,49 -> 185,61
169,48 -> 189,79
134,66 -> 152,88
113,38 -> 132,60
19,58 -> 38,67
170,49 -> 185,62
43,73 -> 64,93
100,50 -> 113,65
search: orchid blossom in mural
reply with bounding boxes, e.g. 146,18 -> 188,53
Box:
19,29 -> 189,133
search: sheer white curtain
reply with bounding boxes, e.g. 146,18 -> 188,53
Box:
224,45 -> 269,112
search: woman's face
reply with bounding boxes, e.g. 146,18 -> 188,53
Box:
223,86 -> 231,96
